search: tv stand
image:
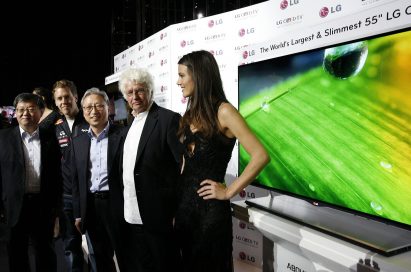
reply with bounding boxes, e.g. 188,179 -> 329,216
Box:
244,193 -> 411,256
232,198 -> 411,272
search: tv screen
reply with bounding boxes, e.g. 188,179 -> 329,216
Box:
239,27 -> 411,229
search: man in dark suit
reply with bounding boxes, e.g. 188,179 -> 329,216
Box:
52,79 -> 88,272
118,68 -> 182,272
0,93 -> 62,272
69,88 -> 127,272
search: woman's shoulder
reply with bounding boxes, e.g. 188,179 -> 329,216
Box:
217,102 -> 238,120
217,102 -> 240,139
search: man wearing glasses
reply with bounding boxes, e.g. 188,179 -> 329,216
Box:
0,93 -> 62,271
69,88 -> 128,272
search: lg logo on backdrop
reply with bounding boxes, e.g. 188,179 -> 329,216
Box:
160,32 -> 167,40
239,252 -> 256,263
239,189 -> 256,198
242,50 -> 255,60
239,221 -> 256,231
280,0 -> 299,10
180,40 -> 194,48
319,4 -> 342,17
238,28 -> 255,37
209,49 -> 223,56
208,19 -> 223,28
160,85 -> 168,93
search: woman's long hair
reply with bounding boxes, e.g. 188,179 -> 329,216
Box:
33,87 -> 57,111
177,50 -> 228,138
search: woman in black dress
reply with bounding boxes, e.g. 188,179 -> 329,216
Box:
33,87 -> 61,131
175,50 -> 269,272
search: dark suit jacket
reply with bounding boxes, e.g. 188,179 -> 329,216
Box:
70,123 -> 124,232
0,126 -> 62,227
120,102 -> 182,233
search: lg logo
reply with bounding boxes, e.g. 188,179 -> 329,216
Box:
209,49 -> 223,56
239,189 -> 256,198
238,28 -> 254,37
239,221 -> 256,231
319,7 -> 329,17
208,19 -> 223,28
239,252 -> 256,263
180,40 -> 194,48
160,32 -> 167,40
319,4 -> 342,17
242,50 -> 255,59
280,0 -> 299,10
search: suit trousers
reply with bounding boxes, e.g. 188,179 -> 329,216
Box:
60,194 -> 84,272
124,223 -> 182,272
85,193 -> 128,272
7,194 -> 56,272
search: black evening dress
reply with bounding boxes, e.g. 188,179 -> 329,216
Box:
175,125 -> 236,272
38,110 -> 61,131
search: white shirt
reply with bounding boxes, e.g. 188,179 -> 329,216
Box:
122,111 -> 149,224
20,127 -> 41,193
66,118 -> 75,132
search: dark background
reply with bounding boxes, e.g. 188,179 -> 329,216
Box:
0,0 -> 111,105
0,0 -> 265,106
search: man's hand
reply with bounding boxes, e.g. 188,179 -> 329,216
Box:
75,218 -> 82,234
53,217 -> 60,238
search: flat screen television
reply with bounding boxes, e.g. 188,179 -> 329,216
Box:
238,27 -> 411,254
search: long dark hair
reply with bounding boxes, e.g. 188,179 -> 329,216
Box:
177,50 -> 228,138
33,87 -> 56,111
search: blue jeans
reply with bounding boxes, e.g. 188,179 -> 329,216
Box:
61,194 -> 84,272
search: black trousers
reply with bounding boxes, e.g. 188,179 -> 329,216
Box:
85,193 -> 128,272
124,223 -> 182,272
7,194 -> 56,272
60,194 -> 84,272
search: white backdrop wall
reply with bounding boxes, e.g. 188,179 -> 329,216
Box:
107,0 -> 411,268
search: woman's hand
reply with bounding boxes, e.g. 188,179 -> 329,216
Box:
197,179 -> 229,200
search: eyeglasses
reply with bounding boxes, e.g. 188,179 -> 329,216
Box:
15,107 -> 38,114
126,88 -> 147,97
82,104 -> 106,113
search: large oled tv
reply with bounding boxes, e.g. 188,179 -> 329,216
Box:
238,27 -> 411,239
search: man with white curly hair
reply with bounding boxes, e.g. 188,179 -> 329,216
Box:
118,68 -> 182,272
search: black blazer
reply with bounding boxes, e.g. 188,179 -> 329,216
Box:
120,102 -> 182,233
0,126 -> 62,227
70,123 -> 124,232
